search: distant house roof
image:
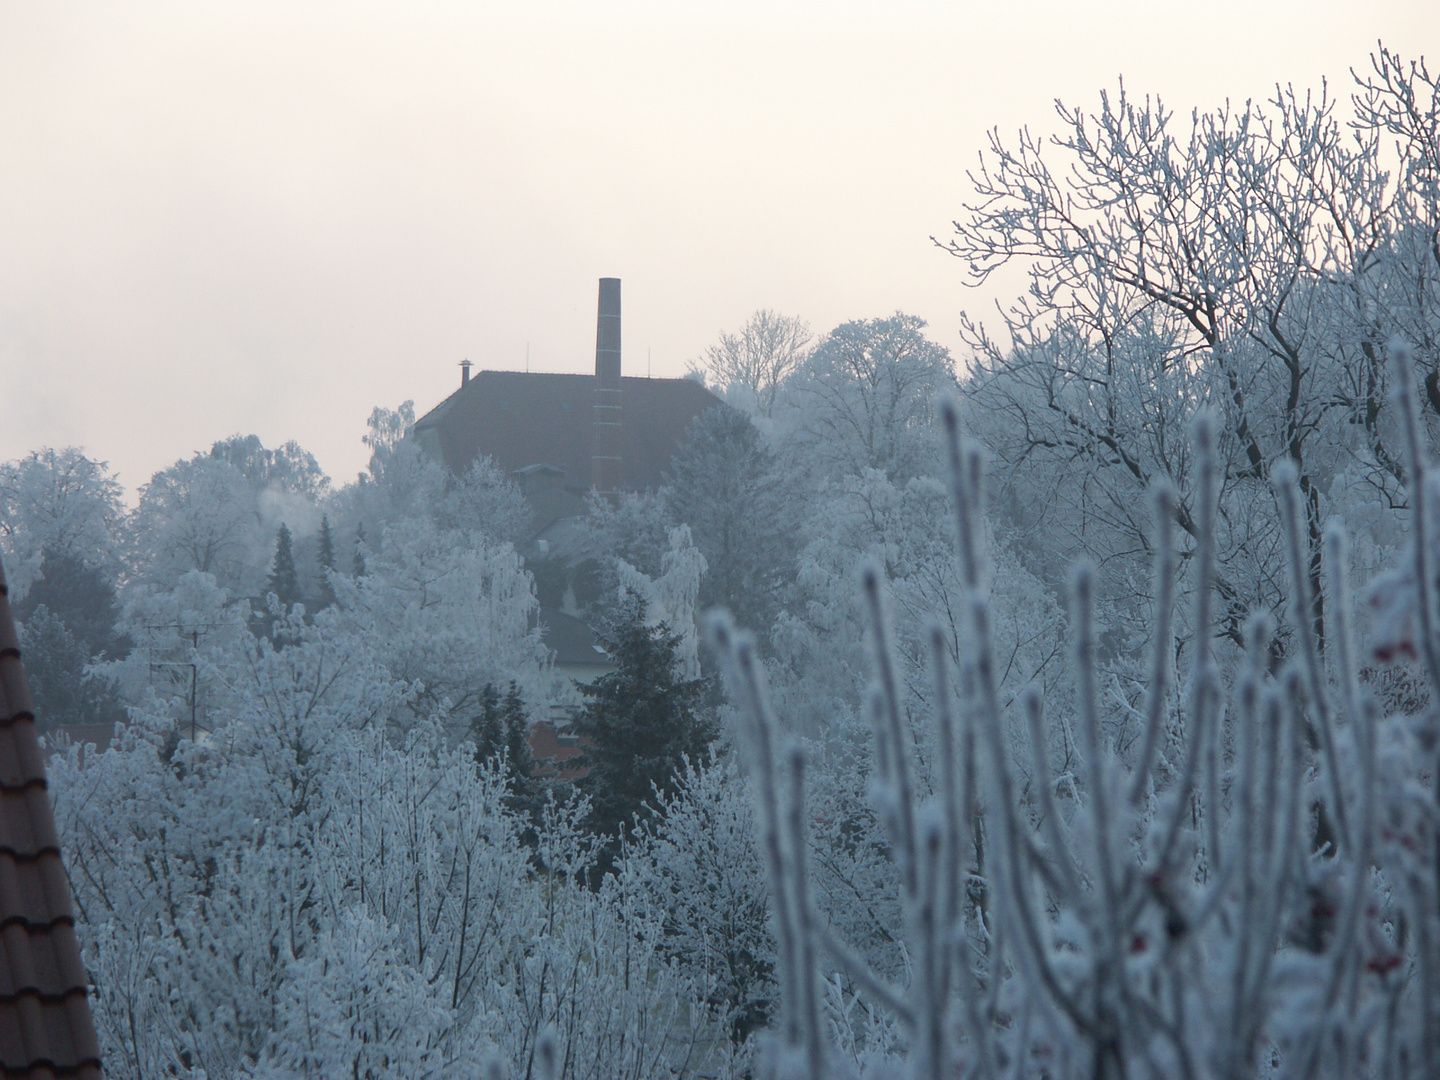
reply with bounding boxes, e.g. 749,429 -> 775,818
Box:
412,370 -> 721,495
0,561 -> 104,1080
536,607 -> 611,669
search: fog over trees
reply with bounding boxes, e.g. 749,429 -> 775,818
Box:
1,44 -> 1438,1079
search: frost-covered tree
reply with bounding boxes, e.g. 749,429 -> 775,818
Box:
435,454 -> 533,545
345,401 -> 446,531
578,488 -> 674,620
691,309 -> 812,417
778,314 -> 956,483
330,517 -> 547,728
585,488 -> 672,578
341,402 -> 532,551
713,363 -> 1440,1078
940,49 -> 1440,659
616,525 -> 709,680
131,453 -> 261,591
101,569 -> 245,718
0,446 -> 124,600
665,405 -> 798,644
209,433 -> 331,498
130,436 -> 331,599
54,597 -> 733,1080
628,754 -> 775,1045
753,466 -> 1066,991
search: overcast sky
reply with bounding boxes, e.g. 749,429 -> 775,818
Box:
2,2 -> 1435,496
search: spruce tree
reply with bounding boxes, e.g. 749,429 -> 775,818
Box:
572,594 -> 715,874
16,606 -> 125,730
16,547 -> 125,660
500,681 -> 536,784
14,548 -> 128,730
352,523 -> 367,578
316,515 -> 337,609
471,683 -> 505,764
267,523 -> 302,610
472,681 -> 540,826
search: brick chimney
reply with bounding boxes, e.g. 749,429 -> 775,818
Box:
591,278 -> 622,496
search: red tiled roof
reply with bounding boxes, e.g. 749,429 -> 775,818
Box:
0,560 -> 103,1080
528,721 -> 588,781
413,371 -> 721,492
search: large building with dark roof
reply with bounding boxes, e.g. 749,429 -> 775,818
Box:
411,278 -> 722,539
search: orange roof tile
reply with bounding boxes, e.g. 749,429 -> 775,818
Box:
0,559 -> 103,1079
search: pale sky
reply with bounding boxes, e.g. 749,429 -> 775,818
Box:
2,1 -> 1435,496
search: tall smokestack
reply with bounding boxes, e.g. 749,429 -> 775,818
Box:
592,277 -> 622,496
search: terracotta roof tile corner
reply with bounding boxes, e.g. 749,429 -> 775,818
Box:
0,562 -> 104,1079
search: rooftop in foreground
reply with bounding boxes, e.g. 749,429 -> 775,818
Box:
0,558 -> 104,1080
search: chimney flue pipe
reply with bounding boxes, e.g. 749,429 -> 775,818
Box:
591,278 -> 622,496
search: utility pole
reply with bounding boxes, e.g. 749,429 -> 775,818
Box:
190,629 -> 199,742
146,622 -> 218,741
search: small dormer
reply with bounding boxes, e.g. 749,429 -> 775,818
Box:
510,463 -> 566,496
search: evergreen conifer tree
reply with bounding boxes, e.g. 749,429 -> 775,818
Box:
13,548 -> 128,730
572,594 -> 716,874
471,683 -> 505,764
352,522 -> 367,577
316,514 -> 337,608
16,606 -> 125,730
473,682 -> 537,783
16,547 -> 125,660
472,681 -> 541,826
267,523 -> 302,610
500,682 -> 536,783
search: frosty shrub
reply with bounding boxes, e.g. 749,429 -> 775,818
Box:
626,754 -> 776,1044
711,341 -> 1440,1079
53,598 -> 730,1079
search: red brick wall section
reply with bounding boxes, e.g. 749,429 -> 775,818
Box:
0,559 -> 104,1080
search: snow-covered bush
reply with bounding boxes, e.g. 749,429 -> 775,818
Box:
330,516 -> 548,730
627,754 -> 775,1046
53,593 -> 731,1080
712,344 -> 1440,1079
